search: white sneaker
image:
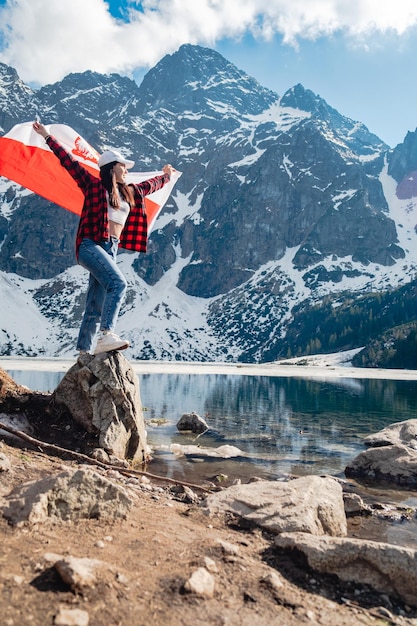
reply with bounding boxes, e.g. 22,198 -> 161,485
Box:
94,331 -> 129,355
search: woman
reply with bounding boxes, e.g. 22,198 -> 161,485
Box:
33,121 -> 174,355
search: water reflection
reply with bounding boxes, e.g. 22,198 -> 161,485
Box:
141,374 -> 417,480
8,369 -> 417,482
6,366 -> 417,550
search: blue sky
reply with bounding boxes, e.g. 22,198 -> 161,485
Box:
0,0 -> 416,147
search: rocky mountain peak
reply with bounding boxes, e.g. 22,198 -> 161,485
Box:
34,71 -> 140,131
388,129 -> 417,183
280,82 -> 387,155
280,83 -> 320,112
0,62 -> 22,84
37,70 -> 137,101
137,43 -> 278,115
0,62 -> 35,132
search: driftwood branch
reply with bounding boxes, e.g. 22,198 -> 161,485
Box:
0,421 -> 211,493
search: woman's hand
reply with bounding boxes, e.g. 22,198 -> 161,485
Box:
32,121 -> 49,139
162,164 -> 175,178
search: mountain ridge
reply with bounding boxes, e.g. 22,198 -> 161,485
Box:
1,44 -> 417,364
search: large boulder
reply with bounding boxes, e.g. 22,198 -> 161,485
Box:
275,531 -> 417,607
2,467 -> 133,526
203,475 -> 347,537
176,411 -> 208,434
364,418 -> 417,449
52,352 -> 147,462
345,443 -> 417,487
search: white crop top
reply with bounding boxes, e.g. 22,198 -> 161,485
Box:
106,191 -> 131,227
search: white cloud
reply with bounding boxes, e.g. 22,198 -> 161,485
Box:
1,0 -> 417,85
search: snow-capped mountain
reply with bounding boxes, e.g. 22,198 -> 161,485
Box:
1,43 -> 417,362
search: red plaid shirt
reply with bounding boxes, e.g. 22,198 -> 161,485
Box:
46,136 -> 170,258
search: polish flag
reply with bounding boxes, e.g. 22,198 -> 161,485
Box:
0,122 -> 181,232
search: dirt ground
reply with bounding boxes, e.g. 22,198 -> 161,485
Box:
1,439 -> 417,626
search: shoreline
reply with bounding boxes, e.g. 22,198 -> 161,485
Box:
2,354 -> 417,380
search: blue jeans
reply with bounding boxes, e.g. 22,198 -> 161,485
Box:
76,237 -> 127,352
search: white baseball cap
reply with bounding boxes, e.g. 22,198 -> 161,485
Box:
98,149 -> 134,169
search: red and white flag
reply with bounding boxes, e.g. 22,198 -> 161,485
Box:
0,122 -> 181,232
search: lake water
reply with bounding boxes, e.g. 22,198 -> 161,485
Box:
6,367 -> 417,484
5,365 -> 417,548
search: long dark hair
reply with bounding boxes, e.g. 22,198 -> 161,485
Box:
100,161 -> 134,208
